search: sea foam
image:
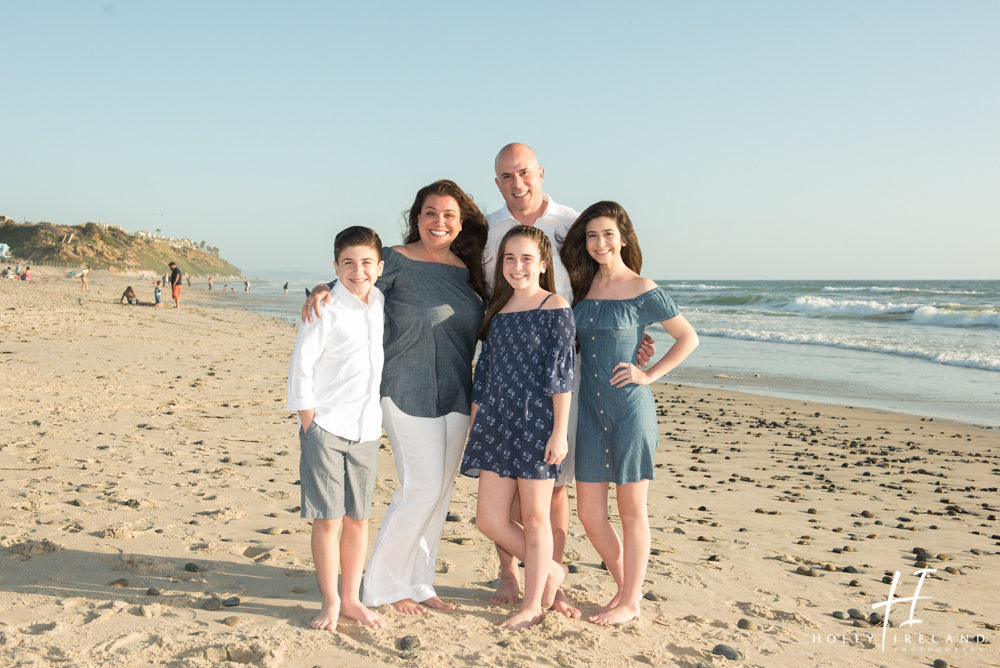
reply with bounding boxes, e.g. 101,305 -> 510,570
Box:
696,328 -> 1000,372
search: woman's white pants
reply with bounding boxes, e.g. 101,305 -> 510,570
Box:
361,398 -> 468,606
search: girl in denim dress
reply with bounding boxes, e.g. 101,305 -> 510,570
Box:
560,201 -> 699,626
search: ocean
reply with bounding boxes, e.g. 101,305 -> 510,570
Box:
190,278 -> 999,428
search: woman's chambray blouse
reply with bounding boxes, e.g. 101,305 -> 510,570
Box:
573,287 -> 679,484
376,247 -> 484,418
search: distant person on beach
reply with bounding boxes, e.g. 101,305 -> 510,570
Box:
208,276 -> 213,290
244,280 -> 250,292
461,226 -> 575,630
168,262 -> 182,308
304,179 -> 488,615
2,267 -> 12,279
186,275 -> 191,288
287,226 -> 387,631
15,263 -> 22,279
283,281 -> 289,296
560,201 -> 698,626
22,266 -> 30,281
120,286 -> 138,305
79,266 -> 92,292
153,281 -> 162,308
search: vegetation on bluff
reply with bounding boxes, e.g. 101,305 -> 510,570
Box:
0,220 -> 241,276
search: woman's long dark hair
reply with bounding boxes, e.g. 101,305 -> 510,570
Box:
559,201 -> 643,306
403,179 -> 489,300
477,225 -> 555,341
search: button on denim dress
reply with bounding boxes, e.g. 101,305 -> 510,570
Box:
573,287 -> 679,484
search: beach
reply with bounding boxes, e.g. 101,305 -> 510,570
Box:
2,269 -> 997,667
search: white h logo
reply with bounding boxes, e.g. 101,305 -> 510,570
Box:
871,568 -> 935,651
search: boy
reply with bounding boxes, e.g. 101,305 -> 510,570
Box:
286,226 -> 386,631
153,280 -> 162,308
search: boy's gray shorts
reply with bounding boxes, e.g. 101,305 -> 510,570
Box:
299,422 -> 378,521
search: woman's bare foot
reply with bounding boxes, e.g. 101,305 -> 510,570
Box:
420,596 -> 456,611
340,600 -> 385,629
310,601 -> 340,631
595,590 -> 623,614
549,589 -> 581,618
540,562 -> 567,610
499,606 -> 544,630
391,598 -> 426,615
589,603 -> 641,626
491,573 -> 521,606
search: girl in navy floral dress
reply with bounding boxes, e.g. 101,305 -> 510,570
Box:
462,226 -> 576,630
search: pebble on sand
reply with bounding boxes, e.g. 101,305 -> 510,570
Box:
711,644 -> 743,661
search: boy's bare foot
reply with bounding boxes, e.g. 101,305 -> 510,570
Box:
420,596 -> 456,611
341,600 -> 385,629
499,606 -> 544,630
491,573 -> 521,606
589,603 -> 640,627
391,598 -> 426,615
549,589 -> 581,618
540,562 -> 567,610
310,601 -> 340,631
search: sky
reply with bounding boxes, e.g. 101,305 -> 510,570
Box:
2,1 -> 998,280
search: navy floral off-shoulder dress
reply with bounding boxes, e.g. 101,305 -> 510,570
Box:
461,297 -> 576,480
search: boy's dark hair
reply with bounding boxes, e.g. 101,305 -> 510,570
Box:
334,226 -> 383,262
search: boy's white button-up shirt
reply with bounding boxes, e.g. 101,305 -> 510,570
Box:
286,280 -> 384,442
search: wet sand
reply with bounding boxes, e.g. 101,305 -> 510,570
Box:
1,269 -> 997,667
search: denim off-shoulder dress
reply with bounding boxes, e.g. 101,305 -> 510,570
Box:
573,287 -> 679,484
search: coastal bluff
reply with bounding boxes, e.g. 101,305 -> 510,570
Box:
0,218 -> 241,276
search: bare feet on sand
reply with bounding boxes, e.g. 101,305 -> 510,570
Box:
340,600 -> 385,629
391,596 -> 455,615
550,588 -> 581,618
541,562 -> 568,610
589,602 -> 640,626
595,590 -> 623,615
421,596 -> 456,611
310,602 -> 340,631
391,598 -> 426,615
491,573 -> 521,606
499,606 -> 545,630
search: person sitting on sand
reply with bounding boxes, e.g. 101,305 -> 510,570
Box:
120,286 -> 138,305
286,226 -> 387,632
561,201 -> 698,626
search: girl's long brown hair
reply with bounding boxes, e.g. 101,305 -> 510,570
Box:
477,225 -> 555,341
403,179 -> 489,300
559,201 -> 643,306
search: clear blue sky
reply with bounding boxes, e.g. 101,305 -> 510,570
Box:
3,1 -> 998,279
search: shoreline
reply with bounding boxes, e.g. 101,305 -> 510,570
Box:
2,271 -> 998,666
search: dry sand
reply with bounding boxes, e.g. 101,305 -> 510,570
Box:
1,269 -> 997,667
